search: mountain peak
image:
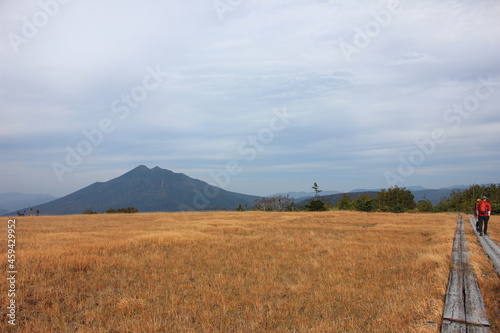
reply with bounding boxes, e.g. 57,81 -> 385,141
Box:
15,165 -> 260,214
124,165 -> 151,176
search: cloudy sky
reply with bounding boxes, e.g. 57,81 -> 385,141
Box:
1,0 -> 499,198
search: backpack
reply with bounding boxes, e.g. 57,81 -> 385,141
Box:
478,201 -> 488,214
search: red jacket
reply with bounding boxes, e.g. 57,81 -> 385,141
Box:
476,200 -> 492,216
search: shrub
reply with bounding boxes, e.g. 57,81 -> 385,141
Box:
106,207 -> 139,214
416,199 -> 433,212
336,194 -> 352,210
353,195 -> 375,212
305,200 -> 327,211
376,186 -> 416,213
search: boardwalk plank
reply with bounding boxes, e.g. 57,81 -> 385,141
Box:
442,270 -> 465,322
451,250 -> 462,268
442,216 -> 491,332
468,324 -> 492,333
464,270 -> 490,327
484,237 -> 500,257
441,319 -> 466,333
468,215 -> 500,277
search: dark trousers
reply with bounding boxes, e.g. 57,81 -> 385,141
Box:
478,215 -> 490,234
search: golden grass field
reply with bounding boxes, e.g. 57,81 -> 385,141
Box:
2,212 -> 499,332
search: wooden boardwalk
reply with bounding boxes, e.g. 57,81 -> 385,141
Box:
441,216 -> 491,332
468,215 -> 500,277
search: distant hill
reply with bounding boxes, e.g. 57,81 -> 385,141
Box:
8,166 -> 261,215
299,191 -> 379,206
269,190 -> 340,200
349,186 -> 428,192
443,184 -> 471,190
0,192 -> 58,212
410,188 -> 459,205
349,188 -> 382,193
299,188 -> 463,206
275,186 -> 465,206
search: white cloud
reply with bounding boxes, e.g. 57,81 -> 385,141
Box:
1,0 -> 499,196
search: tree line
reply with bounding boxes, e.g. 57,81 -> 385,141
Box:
252,184 -> 499,213
434,184 -> 500,214
253,186 -> 418,212
83,207 -> 139,214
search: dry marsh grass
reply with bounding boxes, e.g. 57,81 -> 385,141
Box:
1,211 -> 498,332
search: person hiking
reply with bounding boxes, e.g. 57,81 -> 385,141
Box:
474,198 -> 481,231
476,196 -> 492,236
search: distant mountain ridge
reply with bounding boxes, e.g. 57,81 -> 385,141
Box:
7,166 -> 260,215
270,191 -> 340,202
0,192 -> 58,213
298,188 -> 458,206
274,186 -> 467,205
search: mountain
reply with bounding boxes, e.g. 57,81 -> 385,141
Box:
9,166 -> 261,215
0,192 -> 58,212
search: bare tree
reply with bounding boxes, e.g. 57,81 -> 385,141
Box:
312,182 -> 322,198
254,195 -> 297,211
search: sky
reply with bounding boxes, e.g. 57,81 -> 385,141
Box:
1,0 -> 500,198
